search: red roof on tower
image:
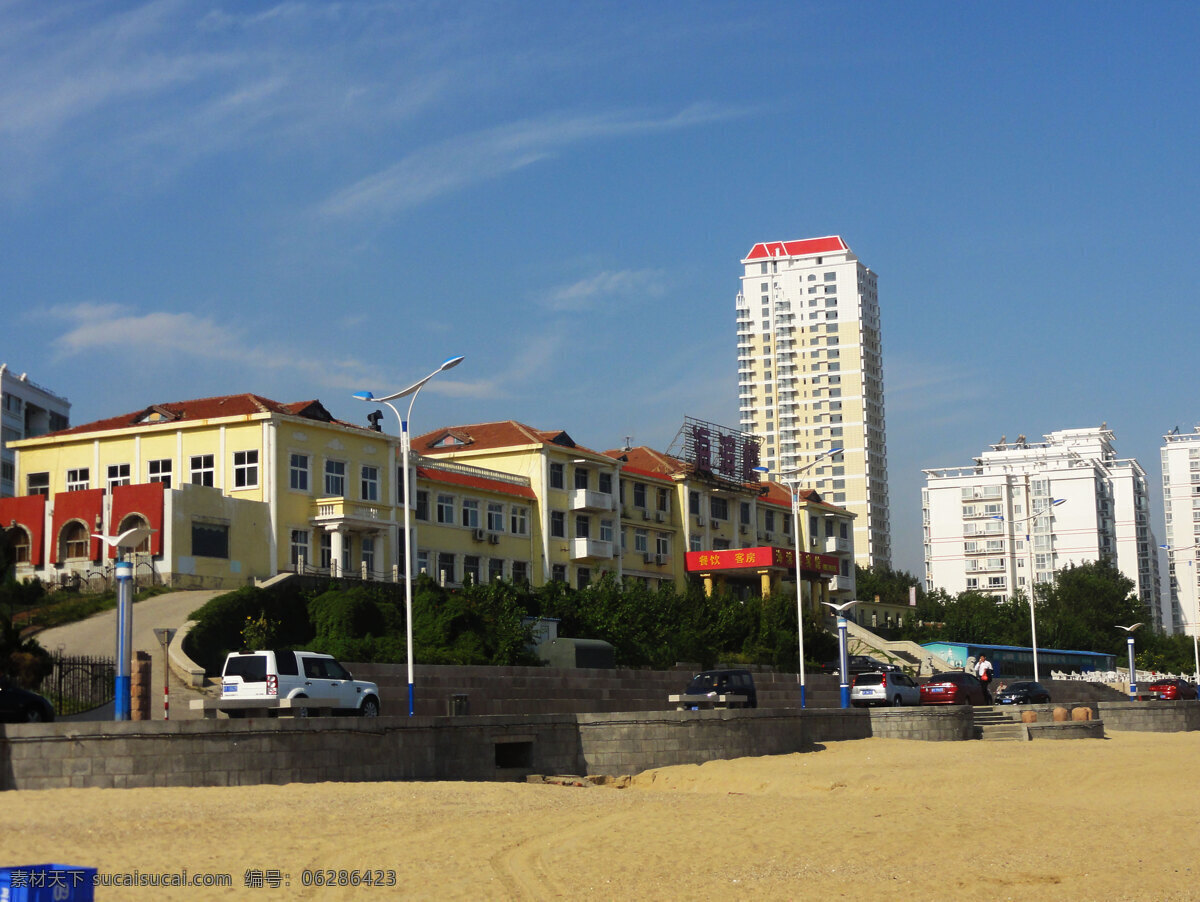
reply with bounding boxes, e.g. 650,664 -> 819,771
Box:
744,236 -> 847,261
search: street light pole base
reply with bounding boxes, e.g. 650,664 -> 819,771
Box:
408,682 -> 415,717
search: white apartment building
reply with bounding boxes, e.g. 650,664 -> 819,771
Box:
736,236 -> 890,568
923,427 -> 1163,628
1160,426 -> 1200,636
1,364 -> 70,498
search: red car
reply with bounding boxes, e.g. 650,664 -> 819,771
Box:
919,672 -> 990,706
1146,678 -> 1199,700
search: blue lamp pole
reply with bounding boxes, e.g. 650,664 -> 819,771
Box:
1117,623 -> 1143,700
780,447 -> 842,709
355,354 -> 465,717
822,599 -> 860,708
92,527 -> 154,721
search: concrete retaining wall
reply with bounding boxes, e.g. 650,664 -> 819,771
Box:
1026,721 -> 1105,740
868,707 -> 973,741
1097,700 -> 1200,732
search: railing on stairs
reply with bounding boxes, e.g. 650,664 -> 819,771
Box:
842,621 -> 956,676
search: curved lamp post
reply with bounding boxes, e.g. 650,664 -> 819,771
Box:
821,599 -> 860,708
91,526 -> 154,720
779,447 -> 842,708
1116,623 -> 1143,700
992,497 -> 1067,683
355,354 -> 465,717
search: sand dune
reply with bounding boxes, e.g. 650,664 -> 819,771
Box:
4,730 -> 1198,900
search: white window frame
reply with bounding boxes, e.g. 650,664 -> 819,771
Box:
233,450 -> 259,489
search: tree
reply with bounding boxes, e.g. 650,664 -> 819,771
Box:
855,564 -> 923,608
1035,560 -> 1147,655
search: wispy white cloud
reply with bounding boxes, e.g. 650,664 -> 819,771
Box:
541,269 -> 667,313
317,104 -> 738,220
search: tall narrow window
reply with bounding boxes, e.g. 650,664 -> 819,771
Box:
324,460 -> 346,496
289,454 -> 309,491
361,465 -> 379,502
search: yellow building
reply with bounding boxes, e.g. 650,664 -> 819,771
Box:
2,396 -> 855,608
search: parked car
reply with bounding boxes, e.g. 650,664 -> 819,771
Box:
1146,678 -> 1199,701
851,671 -> 921,707
920,671 -> 989,706
681,669 -> 757,708
821,655 -> 901,678
994,681 -> 1052,705
0,677 -> 55,723
221,650 -> 381,717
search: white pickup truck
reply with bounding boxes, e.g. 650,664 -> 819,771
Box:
197,649 -> 381,718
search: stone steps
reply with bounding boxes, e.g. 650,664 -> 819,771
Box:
972,705 -> 1026,741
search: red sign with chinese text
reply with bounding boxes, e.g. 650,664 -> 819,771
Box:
685,546 -> 839,576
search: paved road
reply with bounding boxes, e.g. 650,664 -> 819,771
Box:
36,589 -> 225,721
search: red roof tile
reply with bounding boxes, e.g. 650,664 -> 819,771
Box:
744,236 -> 847,261
416,465 -> 537,500
32,394 -> 354,439
413,421 -> 606,458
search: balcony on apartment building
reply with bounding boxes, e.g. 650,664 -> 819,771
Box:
312,497 -> 389,529
571,537 -> 614,561
823,534 -> 851,555
571,488 -> 614,512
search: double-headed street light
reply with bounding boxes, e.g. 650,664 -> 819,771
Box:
779,446 -> 843,708
992,497 -> 1067,683
91,526 -> 154,721
355,354 -> 465,717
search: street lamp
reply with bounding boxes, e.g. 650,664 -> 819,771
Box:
91,526 -> 154,720
821,599 -> 860,708
992,497 -> 1067,683
355,354 -> 465,717
1116,623 -> 1143,700
780,446 -> 843,708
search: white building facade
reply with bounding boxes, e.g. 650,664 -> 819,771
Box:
1160,427 -> 1200,636
923,427 -> 1163,628
1,364 -> 70,498
736,236 -> 890,569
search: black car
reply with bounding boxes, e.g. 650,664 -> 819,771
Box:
994,681 -> 1052,705
821,655 -> 901,678
0,677 -> 55,723
682,669 -> 757,708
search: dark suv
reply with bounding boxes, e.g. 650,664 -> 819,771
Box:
821,655 -> 901,678
682,669 -> 757,708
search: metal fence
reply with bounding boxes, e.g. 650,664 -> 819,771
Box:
47,652 -> 115,716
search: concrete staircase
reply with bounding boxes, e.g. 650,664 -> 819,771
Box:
844,621 -> 956,676
972,706 -> 1026,741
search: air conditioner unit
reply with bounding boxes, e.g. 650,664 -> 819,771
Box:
764,533 -> 773,543
472,528 -> 486,541
696,516 -> 705,526
642,511 -> 651,521
655,511 -> 665,523
643,552 -> 654,564
655,554 -> 666,565
487,533 -> 500,545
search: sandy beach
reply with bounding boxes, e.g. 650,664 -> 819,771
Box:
4,730 -> 1199,900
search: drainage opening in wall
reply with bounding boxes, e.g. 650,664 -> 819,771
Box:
494,739 -> 533,769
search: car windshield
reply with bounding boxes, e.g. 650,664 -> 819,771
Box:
1005,682 -> 1035,691
687,674 -> 722,692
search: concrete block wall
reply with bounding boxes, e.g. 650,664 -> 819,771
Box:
1097,700 -> 1200,732
867,707 -> 973,741
349,662 -> 844,717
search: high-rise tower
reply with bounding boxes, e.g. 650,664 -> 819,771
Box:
736,237 -> 890,568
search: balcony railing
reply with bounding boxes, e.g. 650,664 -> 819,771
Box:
570,489 -> 614,512
312,498 -> 389,526
571,537 -> 614,561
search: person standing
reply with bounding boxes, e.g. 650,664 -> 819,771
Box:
975,653 -> 994,702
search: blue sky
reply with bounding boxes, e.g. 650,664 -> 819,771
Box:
3,1 -> 1198,577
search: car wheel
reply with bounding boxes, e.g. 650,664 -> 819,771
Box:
892,694 -> 903,707
24,706 -> 45,723
293,696 -> 309,718
360,697 -> 380,717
